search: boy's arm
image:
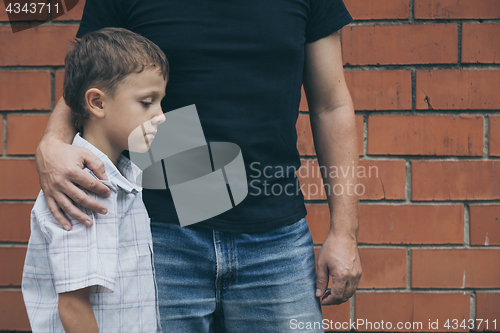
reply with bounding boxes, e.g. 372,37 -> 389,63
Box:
58,287 -> 99,333
35,97 -> 111,231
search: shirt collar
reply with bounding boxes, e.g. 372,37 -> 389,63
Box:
72,133 -> 142,194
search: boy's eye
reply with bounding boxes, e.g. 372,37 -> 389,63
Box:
141,101 -> 152,107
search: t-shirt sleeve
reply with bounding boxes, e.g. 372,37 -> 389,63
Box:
76,0 -> 128,38
38,185 -> 119,294
305,0 -> 353,43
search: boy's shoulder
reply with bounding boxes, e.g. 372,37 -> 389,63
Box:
32,167 -> 117,227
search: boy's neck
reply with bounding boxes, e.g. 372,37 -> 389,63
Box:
81,128 -> 122,167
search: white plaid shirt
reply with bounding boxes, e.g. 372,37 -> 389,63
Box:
22,133 -> 162,333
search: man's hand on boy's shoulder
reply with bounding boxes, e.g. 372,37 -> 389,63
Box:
36,135 -> 111,231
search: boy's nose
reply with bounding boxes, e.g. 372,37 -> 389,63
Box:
153,112 -> 166,125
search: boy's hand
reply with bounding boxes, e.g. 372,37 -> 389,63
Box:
35,136 -> 111,230
58,287 -> 99,333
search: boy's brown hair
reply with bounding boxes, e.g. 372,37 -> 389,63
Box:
63,27 -> 169,132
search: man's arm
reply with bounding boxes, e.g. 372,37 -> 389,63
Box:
303,30 -> 362,305
58,287 -> 99,333
35,97 -> 111,230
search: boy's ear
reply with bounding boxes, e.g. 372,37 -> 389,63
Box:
85,88 -> 106,118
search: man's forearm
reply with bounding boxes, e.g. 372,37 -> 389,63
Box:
309,105 -> 359,236
41,97 -> 77,144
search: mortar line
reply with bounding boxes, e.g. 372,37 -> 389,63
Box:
464,204 -> 470,247
405,160 -> 411,203
483,115 -> 489,158
51,69 -> 55,110
457,22 -> 463,66
470,291 -> 476,327
409,0 -> 414,23
2,115 -> 6,157
363,112 -> 368,157
351,293 -> 355,323
406,248 -> 411,290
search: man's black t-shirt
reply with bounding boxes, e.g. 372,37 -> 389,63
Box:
76,0 -> 353,233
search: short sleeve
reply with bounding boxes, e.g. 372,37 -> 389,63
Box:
39,187 -> 119,294
76,0 -> 128,38
305,0 -> 353,43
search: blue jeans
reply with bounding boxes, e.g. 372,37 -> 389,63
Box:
150,217 -> 324,332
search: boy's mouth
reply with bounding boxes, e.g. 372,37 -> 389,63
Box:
140,124 -> 156,149
145,132 -> 156,142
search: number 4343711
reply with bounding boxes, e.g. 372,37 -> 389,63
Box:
444,319 -> 497,330
5,2 -> 60,14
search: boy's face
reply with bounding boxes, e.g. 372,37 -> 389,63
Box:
103,68 -> 167,153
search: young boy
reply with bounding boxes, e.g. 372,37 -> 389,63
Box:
22,27 -> 169,333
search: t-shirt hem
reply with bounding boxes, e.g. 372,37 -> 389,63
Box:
150,204 -> 308,233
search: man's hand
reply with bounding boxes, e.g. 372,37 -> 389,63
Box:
35,135 -> 111,230
315,228 -> 362,305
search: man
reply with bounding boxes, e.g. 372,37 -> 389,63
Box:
35,0 -> 361,331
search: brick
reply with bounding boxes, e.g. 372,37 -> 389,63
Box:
368,115 -> 483,156
322,300 -> 351,331
416,69 -> 500,110
412,249 -> 500,288
475,292 -> 500,331
306,204 -> 330,244
0,71 -> 51,110
470,205 -> 500,246
356,115 -> 363,155
489,116 -> 500,156
412,161 -> 500,201
355,292 -> 470,332
342,24 -> 457,66
55,70 -> 65,102
0,25 -> 79,66
0,291 -> 30,331
343,0 -> 409,20
345,70 -> 412,110
358,248 -> 406,289
0,247 -> 27,286
298,159 -> 406,201
358,204 -> 464,244
299,85 -> 309,111
307,203 -> 464,245
301,71 -> 412,111
6,114 -> 50,155
0,203 -> 32,242
0,159 -> 40,199
53,0 -> 85,21
415,0 -> 500,19
296,114 -> 363,156
358,160 -> 406,200
0,0 -> 48,21
462,23 -> 500,64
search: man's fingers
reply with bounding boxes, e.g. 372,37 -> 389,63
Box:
66,173 -> 109,214
53,192 -> 93,226
46,196 -> 72,231
82,149 -> 109,182
315,263 -> 330,297
341,280 -> 357,303
321,276 -> 347,305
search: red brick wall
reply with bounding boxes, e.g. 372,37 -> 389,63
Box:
1,0 -> 499,332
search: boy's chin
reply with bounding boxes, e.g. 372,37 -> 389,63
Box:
128,142 -> 153,153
